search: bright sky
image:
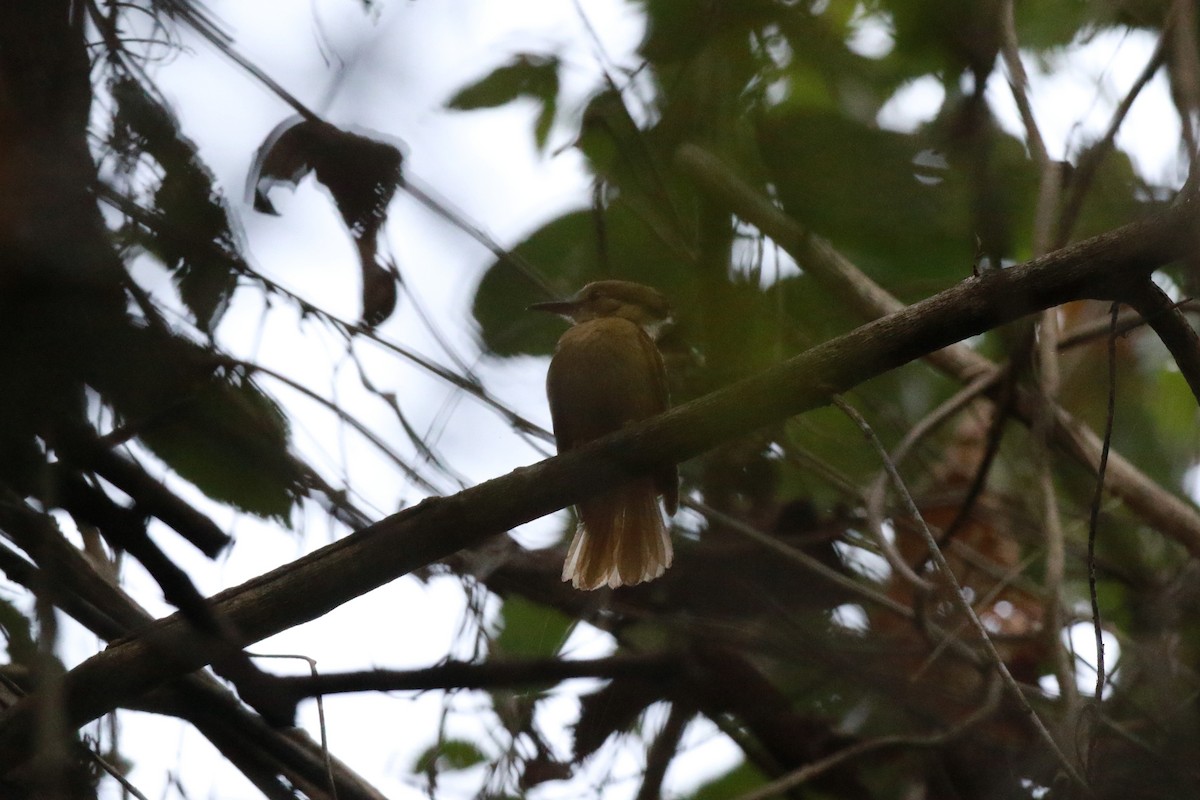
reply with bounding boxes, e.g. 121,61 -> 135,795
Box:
67,2 -> 1181,797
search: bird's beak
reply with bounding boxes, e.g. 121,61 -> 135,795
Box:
527,299 -> 578,315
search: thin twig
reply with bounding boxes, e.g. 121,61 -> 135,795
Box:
911,549 -> 1041,681
865,370 -> 1001,585
1057,27 -> 1170,245
1000,0 -> 1049,167
402,176 -> 556,297
782,446 -> 866,500
1169,0 -> 1200,159
247,653 -> 338,800
89,746 -> 151,800
832,396 -> 1089,791
168,1 -> 322,123
1030,156 -> 1079,714
684,498 -> 914,620
1057,299 -> 1197,350
1087,304 -> 1121,704
270,654 -> 679,703
229,358 -> 446,495
919,373 -> 1019,571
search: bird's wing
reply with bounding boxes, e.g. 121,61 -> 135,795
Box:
639,329 -> 679,516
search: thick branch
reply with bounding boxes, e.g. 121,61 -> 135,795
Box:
0,201 -> 1194,766
56,427 -> 231,557
677,143 -> 1200,550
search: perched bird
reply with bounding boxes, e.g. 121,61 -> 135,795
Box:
530,280 -> 678,590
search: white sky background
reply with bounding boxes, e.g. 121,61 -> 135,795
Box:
48,2 -> 1184,798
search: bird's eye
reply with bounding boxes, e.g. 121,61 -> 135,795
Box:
588,288 -> 602,301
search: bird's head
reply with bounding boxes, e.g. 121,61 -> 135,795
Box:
529,280 -> 672,336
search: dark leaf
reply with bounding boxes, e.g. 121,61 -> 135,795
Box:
0,599 -> 37,666
519,750 -> 572,790
534,93 -> 557,152
99,328 -> 301,521
360,251 -> 400,329
490,594 -> 575,660
248,116 -> 405,326
472,202 -> 690,357
413,738 -> 487,774
684,761 -> 768,800
886,0 -> 1003,80
448,55 -> 561,152
472,212 -> 596,357
446,55 -> 559,112
759,108 -> 979,290
109,75 -> 244,332
572,676 -> 662,761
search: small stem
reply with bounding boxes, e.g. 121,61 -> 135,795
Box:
833,396 -> 1090,792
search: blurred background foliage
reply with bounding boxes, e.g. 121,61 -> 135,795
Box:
2,0 -> 1200,798
461,0 -> 1200,798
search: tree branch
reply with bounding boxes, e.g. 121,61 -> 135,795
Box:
0,492 -> 387,800
268,654 -> 679,721
55,426 -> 231,557
636,702 -> 691,800
1124,280 -> 1200,404
676,142 -> 1200,551
0,197 -> 1195,769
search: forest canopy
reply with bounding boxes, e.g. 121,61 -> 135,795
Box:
1,1 -> 1200,799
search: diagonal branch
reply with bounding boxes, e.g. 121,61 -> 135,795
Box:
677,143 -> 1200,549
0,198 -> 1195,769
1000,0 -> 1049,168
0,493 -> 389,799
56,426 -> 232,558
1124,280 -> 1200,404
833,396 -> 1085,788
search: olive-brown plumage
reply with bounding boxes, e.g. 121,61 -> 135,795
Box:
531,281 -> 677,590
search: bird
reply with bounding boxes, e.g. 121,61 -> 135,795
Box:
530,280 -> 678,590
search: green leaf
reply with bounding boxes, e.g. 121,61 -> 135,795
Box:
446,54 -> 559,112
1014,1 -> 1140,50
1069,147 -> 1160,242
491,594 -> 575,660
1147,367 -> 1198,447
472,211 -> 596,357
137,376 -> 298,520
448,55 -> 561,153
760,108 -> 979,289
533,93 -> 557,152
413,738 -> 487,774
472,201 -> 692,358
885,0 -> 1002,78
99,328 -> 301,521
684,759 -> 768,800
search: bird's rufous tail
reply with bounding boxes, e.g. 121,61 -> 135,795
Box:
562,478 -> 672,590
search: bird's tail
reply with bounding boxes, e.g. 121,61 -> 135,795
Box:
562,478 -> 673,590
